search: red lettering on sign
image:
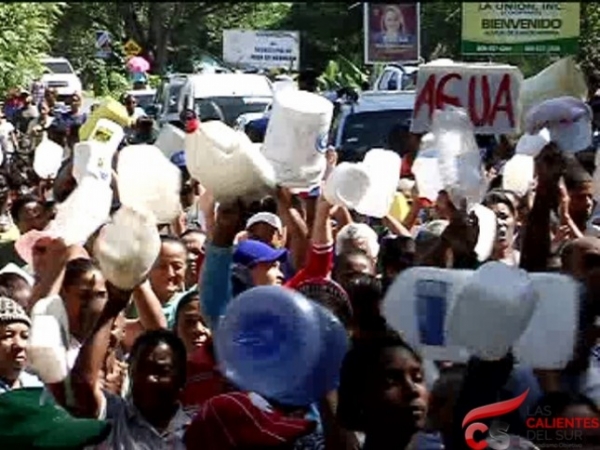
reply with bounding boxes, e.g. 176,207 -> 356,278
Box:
414,70 -> 516,131
468,75 -> 490,127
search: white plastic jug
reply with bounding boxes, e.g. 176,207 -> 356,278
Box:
184,121 -> 276,203
155,123 -> 185,159
355,149 -> 401,218
28,315 -> 69,383
262,90 -> 334,190
323,162 -> 372,209
502,154 -> 535,197
433,108 -> 486,209
33,138 -> 64,179
88,118 -> 125,152
515,129 -> 550,157
94,206 -> 161,290
117,144 -> 182,224
53,177 -> 113,246
72,141 -> 115,185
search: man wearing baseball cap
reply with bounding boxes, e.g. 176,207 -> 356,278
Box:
244,212 -> 284,249
233,239 -> 288,287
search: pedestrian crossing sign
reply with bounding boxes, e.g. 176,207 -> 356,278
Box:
124,39 -> 142,56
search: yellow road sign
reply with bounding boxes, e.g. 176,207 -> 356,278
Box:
123,39 -> 142,56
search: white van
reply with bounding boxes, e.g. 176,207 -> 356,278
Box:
177,73 -> 273,126
41,57 -> 83,102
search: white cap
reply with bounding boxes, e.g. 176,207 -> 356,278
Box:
0,263 -> 34,286
246,212 -> 283,234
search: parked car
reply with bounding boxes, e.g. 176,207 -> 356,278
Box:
372,64 -> 419,92
41,57 -> 83,103
176,73 -> 273,127
150,74 -> 190,126
330,90 -> 416,162
125,88 -> 157,113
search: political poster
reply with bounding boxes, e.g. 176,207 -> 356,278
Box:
363,3 -> 420,64
222,30 -> 300,71
461,2 -> 580,55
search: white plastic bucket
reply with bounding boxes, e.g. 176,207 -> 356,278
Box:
33,138 -> 64,179
323,162 -> 372,209
355,149 -> 401,218
155,123 -> 185,159
262,90 -> 333,190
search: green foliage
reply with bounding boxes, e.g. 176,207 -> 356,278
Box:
319,56 -> 368,91
0,3 -> 64,93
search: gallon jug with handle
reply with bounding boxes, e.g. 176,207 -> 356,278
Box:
88,118 -> 125,152
72,140 -> 116,185
355,149 -> 402,218
262,90 -> 333,191
323,162 -> 372,209
155,123 -> 185,159
412,133 -> 442,203
184,121 -> 276,203
502,154 -> 535,197
117,144 -> 182,224
79,97 -> 132,141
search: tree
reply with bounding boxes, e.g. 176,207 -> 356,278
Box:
0,3 -> 64,92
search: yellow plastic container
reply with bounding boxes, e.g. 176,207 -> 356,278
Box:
79,97 -> 133,141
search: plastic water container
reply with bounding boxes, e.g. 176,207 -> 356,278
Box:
184,121 -> 276,203
355,149 -> 401,218
53,177 -> 113,246
502,154 -> 535,197
155,123 -> 185,159
72,141 -> 115,184
262,90 -> 334,190
94,206 -> 161,290
33,138 -> 64,179
28,316 -> 69,383
215,286 -> 347,406
117,144 -> 182,224
79,97 -> 132,141
88,118 -> 125,152
323,162 -> 372,209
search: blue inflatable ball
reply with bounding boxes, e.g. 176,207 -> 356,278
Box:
215,285 -> 348,406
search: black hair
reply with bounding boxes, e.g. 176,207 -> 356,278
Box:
10,194 -> 42,224
337,328 -> 422,430
343,273 -> 386,332
534,391 -> 600,418
129,329 -> 187,387
173,289 -> 201,331
379,235 -> 416,272
180,229 -> 206,240
482,190 -> 516,216
63,258 -> 99,287
564,154 -> 592,191
160,234 -> 186,246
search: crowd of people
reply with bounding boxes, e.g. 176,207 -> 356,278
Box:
0,65 -> 599,450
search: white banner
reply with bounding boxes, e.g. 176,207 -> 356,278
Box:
223,30 -> 300,71
411,62 -> 524,135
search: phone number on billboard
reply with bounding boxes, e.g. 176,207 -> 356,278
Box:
475,44 -> 561,52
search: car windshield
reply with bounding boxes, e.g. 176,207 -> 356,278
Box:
339,109 -> 413,161
43,62 -> 73,75
194,96 -> 270,126
131,93 -> 155,109
167,83 -> 184,113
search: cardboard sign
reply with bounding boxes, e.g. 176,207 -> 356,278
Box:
411,62 -> 523,135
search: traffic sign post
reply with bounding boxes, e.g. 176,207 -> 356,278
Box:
95,30 -> 112,59
123,39 -> 142,57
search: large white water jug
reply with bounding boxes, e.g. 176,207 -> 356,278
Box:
355,149 -> 401,218
262,90 -> 334,190
88,118 -> 125,152
155,123 -> 185,159
502,154 -> 535,197
323,162 -> 372,209
117,144 -> 182,224
433,108 -> 486,209
27,314 -> 69,384
33,138 -> 64,179
94,206 -> 161,290
412,133 -> 442,203
184,121 -> 276,203
72,141 -> 115,185
53,177 -> 113,246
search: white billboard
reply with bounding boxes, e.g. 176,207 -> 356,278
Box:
223,30 -> 300,71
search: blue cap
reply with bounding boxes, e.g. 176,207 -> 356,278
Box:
233,239 -> 287,268
170,150 -> 186,168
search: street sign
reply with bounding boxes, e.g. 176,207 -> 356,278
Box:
124,39 -> 142,57
95,30 -> 112,59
